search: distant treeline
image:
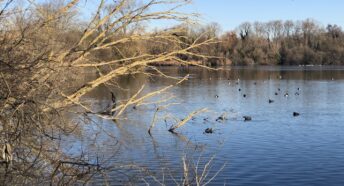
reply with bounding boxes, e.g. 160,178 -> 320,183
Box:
166,19 -> 344,66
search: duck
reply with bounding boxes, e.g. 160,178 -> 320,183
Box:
204,128 -> 213,134
216,116 -> 225,122
268,99 -> 274,103
216,113 -> 227,122
293,112 -> 300,117
243,116 -> 252,121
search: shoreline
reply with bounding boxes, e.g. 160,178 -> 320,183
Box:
150,60 -> 344,67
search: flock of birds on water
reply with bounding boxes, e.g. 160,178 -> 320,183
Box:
104,75 -> 303,135
204,77 -> 302,134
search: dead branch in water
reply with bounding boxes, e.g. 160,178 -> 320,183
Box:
168,108 -> 208,133
148,107 -> 160,136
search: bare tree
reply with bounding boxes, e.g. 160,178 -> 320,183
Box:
0,0 -> 215,184
283,20 -> 294,37
237,22 -> 252,40
326,24 -> 343,39
301,19 -> 318,45
253,21 -> 265,38
270,20 -> 283,40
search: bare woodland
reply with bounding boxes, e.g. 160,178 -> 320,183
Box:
183,20 -> 344,66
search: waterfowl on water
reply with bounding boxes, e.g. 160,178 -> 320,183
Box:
243,94 -> 247,98
216,113 -> 227,122
284,92 -> 289,97
268,99 -> 274,103
293,112 -> 300,117
216,116 -> 225,122
243,116 -> 252,121
204,128 -> 213,134
275,92 -> 278,95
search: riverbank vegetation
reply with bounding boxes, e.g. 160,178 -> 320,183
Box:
176,19 -> 344,66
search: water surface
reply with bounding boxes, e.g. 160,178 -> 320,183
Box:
67,66 -> 344,185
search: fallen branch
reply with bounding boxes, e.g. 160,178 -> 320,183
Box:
168,108 -> 207,133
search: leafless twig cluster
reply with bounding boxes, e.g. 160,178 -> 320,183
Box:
0,0 -> 216,184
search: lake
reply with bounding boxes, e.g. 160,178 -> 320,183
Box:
66,66 -> 344,185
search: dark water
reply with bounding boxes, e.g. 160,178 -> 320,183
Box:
67,66 -> 344,185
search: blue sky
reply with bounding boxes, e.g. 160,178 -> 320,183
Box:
186,0 -> 344,31
77,0 -> 344,32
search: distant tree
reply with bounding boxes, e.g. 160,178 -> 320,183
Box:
283,20 -> 294,37
326,24 -> 343,39
237,22 -> 252,40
